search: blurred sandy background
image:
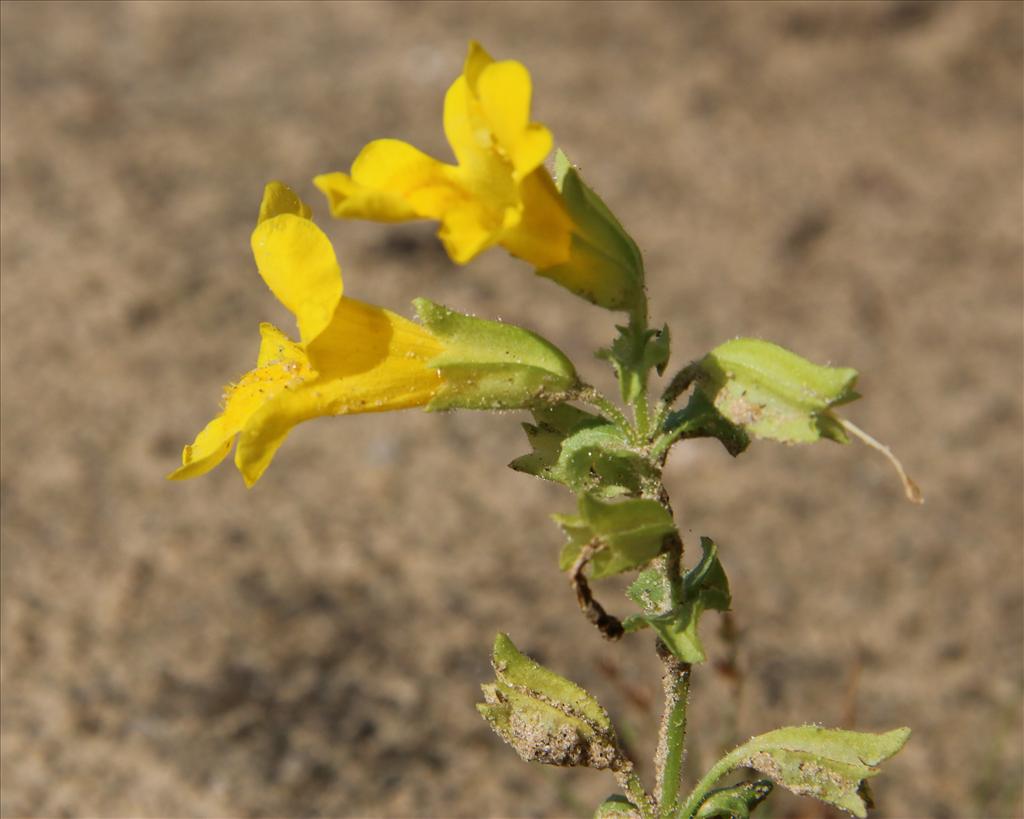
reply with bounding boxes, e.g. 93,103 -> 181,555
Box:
1,1 -> 1021,817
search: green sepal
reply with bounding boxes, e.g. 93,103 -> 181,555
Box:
696,338 -> 859,444
414,298 -> 579,410
594,794 -> 641,819
626,538 -> 731,663
694,780 -> 774,819
510,404 -> 654,497
539,150 -> 645,312
598,322 -> 671,405
725,726 -> 910,818
662,390 -> 750,457
477,634 -> 620,769
556,494 -> 676,579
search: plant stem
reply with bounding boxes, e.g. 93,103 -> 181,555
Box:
648,423 -> 690,464
655,644 -> 692,818
634,389 -> 651,439
652,487 -> 689,818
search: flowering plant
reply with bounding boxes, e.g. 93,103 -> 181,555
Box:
171,42 -> 919,819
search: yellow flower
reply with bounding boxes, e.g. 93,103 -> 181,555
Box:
314,41 -> 573,272
168,182 -> 445,487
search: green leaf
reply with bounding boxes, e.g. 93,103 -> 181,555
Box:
694,780 -> 773,819
662,390 -> 750,457
478,634 -> 620,769
540,150 -> 645,312
414,298 -> 579,410
697,338 -> 859,444
728,726 -> 910,818
510,404 -> 653,496
626,538 -> 731,663
556,494 -> 676,579
598,322 -> 671,404
684,537 -> 731,612
625,563 -> 671,613
594,794 -> 641,818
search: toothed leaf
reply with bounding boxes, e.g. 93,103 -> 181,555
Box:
724,726 -> 911,818
511,404 -> 652,496
697,338 -> 859,444
556,494 -> 675,579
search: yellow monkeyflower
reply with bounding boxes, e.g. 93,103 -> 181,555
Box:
168,182 -> 445,487
314,41 -> 574,273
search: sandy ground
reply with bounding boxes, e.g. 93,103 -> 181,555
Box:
1,2 -> 1021,817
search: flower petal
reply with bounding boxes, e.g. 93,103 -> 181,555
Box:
232,388 -> 309,488
443,42 -> 495,166
438,202 -> 500,264
307,296 -> 445,380
464,40 -> 494,90
476,60 -> 551,179
235,299 -> 444,486
315,139 -> 461,224
257,181 -> 312,225
442,75 -> 478,167
168,323 -> 312,482
167,417 -> 234,480
251,213 -> 343,345
500,168 -> 572,269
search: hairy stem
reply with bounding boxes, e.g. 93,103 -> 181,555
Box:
655,644 -> 692,818
634,389 -> 652,439
651,485 -> 690,817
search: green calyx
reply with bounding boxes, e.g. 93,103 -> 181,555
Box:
538,150 -> 646,313
414,298 -> 579,410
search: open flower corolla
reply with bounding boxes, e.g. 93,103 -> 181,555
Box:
314,43 -> 573,272
168,182 -> 445,487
